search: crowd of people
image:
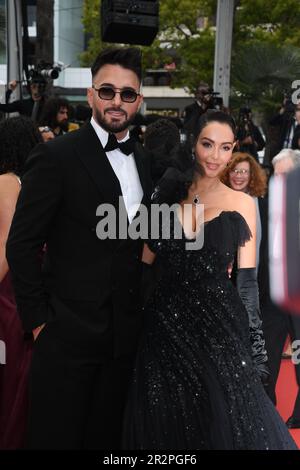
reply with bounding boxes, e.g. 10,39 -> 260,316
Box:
0,78 -> 89,143
0,46 -> 299,450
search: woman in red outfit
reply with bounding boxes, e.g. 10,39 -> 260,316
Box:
0,116 -> 41,448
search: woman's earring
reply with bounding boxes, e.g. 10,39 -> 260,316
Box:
191,151 -> 196,162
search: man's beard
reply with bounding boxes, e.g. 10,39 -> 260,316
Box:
58,120 -> 69,132
94,108 -> 136,134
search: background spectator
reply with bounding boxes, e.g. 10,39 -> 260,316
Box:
0,116 -> 41,449
38,97 -> 70,137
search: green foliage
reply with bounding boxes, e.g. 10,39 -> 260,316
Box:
80,0 -> 103,66
231,41 -> 300,117
170,30 -> 215,92
81,0 -> 300,111
80,0 -> 216,91
232,0 -> 300,115
235,0 -> 300,35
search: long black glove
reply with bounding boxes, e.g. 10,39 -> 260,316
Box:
236,267 -> 270,386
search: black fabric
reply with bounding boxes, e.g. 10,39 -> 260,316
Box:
123,211 -> 296,450
257,196 -> 269,305
182,101 -> 206,139
6,122 -> 153,448
236,267 -> 269,385
236,121 -> 265,160
104,133 -> 137,155
262,299 -> 300,415
292,124 -> 300,149
257,195 -> 300,412
31,101 -> 41,121
7,123 -> 152,350
27,323 -> 134,449
268,111 -> 295,160
0,97 -> 45,122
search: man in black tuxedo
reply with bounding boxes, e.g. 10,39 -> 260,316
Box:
6,47 -> 152,449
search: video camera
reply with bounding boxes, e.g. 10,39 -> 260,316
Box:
208,91 -> 223,111
196,85 -> 223,111
28,61 -> 63,84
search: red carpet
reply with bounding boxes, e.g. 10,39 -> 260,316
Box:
276,358 -> 300,447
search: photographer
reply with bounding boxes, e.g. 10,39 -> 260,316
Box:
269,94 -> 300,158
236,107 -> 265,162
182,81 -> 223,140
0,76 -> 47,122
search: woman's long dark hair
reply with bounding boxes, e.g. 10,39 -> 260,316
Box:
0,116 -> 42,176
153,110 -> 236,204
191,109 -> 236,145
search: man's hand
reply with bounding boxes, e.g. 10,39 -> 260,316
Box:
242,135 -> 253,145
39,126 -> 55,142
8,80 -> 17,91
32,323 -> 46,341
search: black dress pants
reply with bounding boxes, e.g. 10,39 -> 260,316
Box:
26,320 -> 134,449
262,300 -> 300,418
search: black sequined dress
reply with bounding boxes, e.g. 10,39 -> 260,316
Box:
123,211 -> 297,450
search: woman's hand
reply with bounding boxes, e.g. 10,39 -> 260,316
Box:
32,324 -> 46,341
142,243 -> 156,265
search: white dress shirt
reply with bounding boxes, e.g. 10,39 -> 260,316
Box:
90,117 -> 143,223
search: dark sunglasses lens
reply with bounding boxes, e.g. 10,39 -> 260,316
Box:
120,90 -> 138,102
99,87 -> 115,100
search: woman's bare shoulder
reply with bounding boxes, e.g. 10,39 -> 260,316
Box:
0,173 -> 20,184
0,173 -> 21,198
220,183 -> 255,216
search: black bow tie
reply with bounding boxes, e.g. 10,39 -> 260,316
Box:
104,133 -> 136,155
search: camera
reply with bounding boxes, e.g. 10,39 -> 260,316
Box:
28,61 -> 63,84
209,91 -> 223,110
203,88 -> 223,110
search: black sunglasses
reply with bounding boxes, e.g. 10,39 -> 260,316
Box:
92,85 -> 140,103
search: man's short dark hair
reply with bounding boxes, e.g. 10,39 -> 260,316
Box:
91,47 -> 142,83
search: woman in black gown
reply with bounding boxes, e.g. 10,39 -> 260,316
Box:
123,111 -> 297,450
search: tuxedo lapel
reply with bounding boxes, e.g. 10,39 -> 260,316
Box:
74,123 -> 122,208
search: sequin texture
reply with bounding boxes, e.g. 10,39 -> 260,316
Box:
123,211 -> 297,450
